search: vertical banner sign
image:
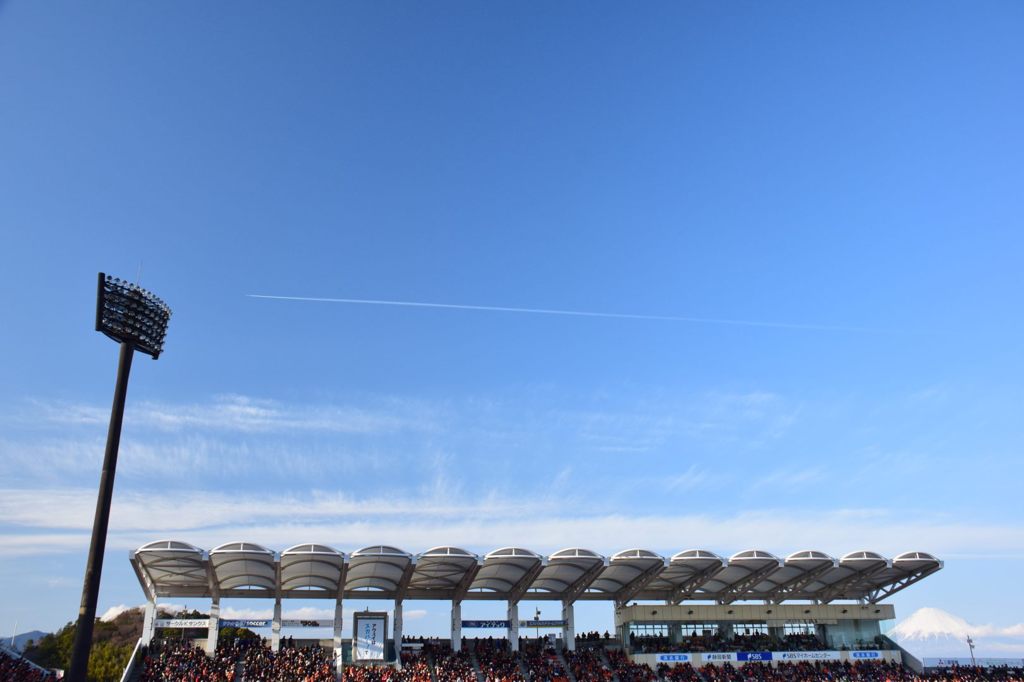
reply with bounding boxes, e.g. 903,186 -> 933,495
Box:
353,612 -> 389,661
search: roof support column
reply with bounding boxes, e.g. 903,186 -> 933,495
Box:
561,601 -> 575,652
450,602 -> 462,652
333,596 -> 344,681
206,599 -> 220,656
272,599 -> 282,652
507,602 -> 519,652
141,600 -> 157,646
394,601 -> 403,667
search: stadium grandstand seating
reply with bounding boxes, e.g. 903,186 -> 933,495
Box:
139,640 -> 240,681
471,638 -> 525,682
124,636 -> 1024,682
518,640 -> 569,682
0,645 -> 55,680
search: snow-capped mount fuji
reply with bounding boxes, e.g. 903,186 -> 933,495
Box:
888,608 -> 1012,659
890,608 -> 973,642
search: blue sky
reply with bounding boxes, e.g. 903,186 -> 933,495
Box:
1,1 -> 1023,653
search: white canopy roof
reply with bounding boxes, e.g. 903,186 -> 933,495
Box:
130,542 -> 941,605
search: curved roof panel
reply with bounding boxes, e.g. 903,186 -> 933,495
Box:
130,540 -> 207,599
590,549 -> 665,598
471,547 -> 543,595
409,547 -> 479,597
346,546 -> 412,594
280,544 -> 345,595
130,543 -> 941,604
532,548 -> 605,595
210,542 -> 276,594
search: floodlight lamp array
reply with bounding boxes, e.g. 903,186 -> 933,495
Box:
95,272 -> 172,358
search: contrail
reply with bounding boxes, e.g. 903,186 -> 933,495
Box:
246,294 -> 888,333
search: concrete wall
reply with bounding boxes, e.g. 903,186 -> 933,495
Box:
615,603 -> 895,626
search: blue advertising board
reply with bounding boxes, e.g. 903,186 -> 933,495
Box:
738,652 -> 773,661
462,620 -> 510,629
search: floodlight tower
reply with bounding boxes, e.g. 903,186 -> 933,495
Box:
68,273 -> 172,682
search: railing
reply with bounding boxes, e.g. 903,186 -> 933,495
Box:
119,637 -> 145,682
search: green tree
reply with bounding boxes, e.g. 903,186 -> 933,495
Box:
23,612 -> 139,681
87,640 -> 132,682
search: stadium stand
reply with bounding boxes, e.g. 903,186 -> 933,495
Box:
102,542 -> 1020,680
139,640 -> 240,681
471,638 -> 525,682
519,640 -> 569,682
0,645 -> 54,680
124,637 -> 1024,681
606,648 -> 657,682
241,642 -> 335,681
564,646 -> 613,682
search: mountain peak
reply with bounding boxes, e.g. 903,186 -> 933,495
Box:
890,607 -> 972,641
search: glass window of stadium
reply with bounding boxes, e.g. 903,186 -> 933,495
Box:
784,623 -> 816,636
734,623 -> 769,636
680,623 -> 719,637
629,624 -> 669,638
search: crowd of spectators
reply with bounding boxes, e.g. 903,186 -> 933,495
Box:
921,665 -> 1024,682
575,632 -> 614,646
139,640 -> 239,681
781,634 -> 824,652
343,667 -> 394,682
630,636 -> 677,654
630,632 -> 834,654
0,646 -> 54,681
564,646 -> 613,682
101,634 -> 1024,682
392,651 -> 434,682
471,638 -> 525,682
519,640 -> 569,682
651,660 -> 1024,682
606,647 -> 657,682
241,642 -> 335,681
434,647 -> 478,682
657,661 -> 701,682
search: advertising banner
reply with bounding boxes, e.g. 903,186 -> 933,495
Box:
655,654 -> 691,663
463,620 -> 510,629
702,653 -> 737,663
520,620 -> 566,628
354,614 -> 387,661
737,652 -> 773,662
849,651 -> 881,659
777,651 -> 842,661
154,619 -> 210,629
219,619 -> 272,629
281,620 -> 331,628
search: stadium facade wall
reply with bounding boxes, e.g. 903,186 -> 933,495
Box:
615,603 -> 895,625
632,650 -> 902,668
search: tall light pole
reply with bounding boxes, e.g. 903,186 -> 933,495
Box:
68,273 -> 171,682
967,635 -> 977,667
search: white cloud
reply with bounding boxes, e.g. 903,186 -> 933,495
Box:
0,434 -> 392,482
2,503 -> 1022,559
0,487 -> 557,533
158,603 -> 186,614
749,467 -> 826,490
664,465 -> 709,491
30,394 -> 441,435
